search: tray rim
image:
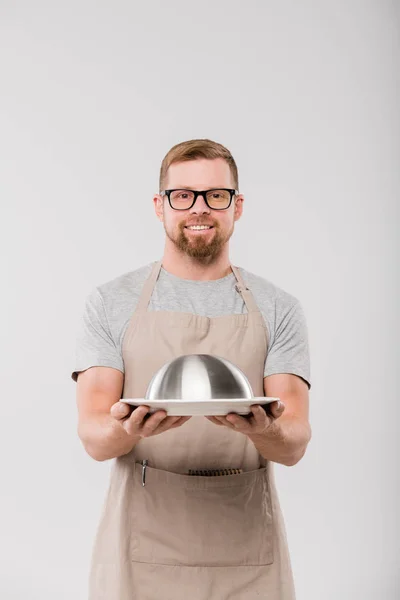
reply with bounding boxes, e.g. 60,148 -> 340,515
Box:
119,397 -> 280,416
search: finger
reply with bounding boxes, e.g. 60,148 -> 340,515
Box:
250,404 -> 270,422
205,416 -> 225,426
169,416 -> 192,429
276,400 -> 285,415
110,401 -> 132,420
247,405 -> 275,431
130,405 -> 151,422
156,416 -> 191,433
247,404 -> 285,434
160,415 -> 184,429
215,414 -> 239,430
267,400 -> 285,419
122,406 -> 152,434
139,410 -> 170,437
212,415 -> 229,424
214,415 -> 232,423
225,413 -> 253,432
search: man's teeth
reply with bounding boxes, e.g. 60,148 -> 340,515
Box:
186,226 -> 212,230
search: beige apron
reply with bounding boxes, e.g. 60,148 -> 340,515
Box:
88,260 -> 296,599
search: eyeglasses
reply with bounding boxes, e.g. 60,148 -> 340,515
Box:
160,188 -> 239,211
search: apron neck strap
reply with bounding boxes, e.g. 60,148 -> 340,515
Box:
135,260 -> 259,314
230,265 -> 259,313
135,260 -> 163,313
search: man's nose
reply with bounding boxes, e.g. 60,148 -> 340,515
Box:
189,193 -> 210,214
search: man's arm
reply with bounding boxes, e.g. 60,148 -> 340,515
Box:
76,366 -> 192,461
248,373 -> 312,466
76,366 -> 141,461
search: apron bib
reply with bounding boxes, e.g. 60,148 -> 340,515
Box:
88,260 -> 296,599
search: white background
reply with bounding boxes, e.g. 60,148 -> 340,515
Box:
0,1 -> 399,598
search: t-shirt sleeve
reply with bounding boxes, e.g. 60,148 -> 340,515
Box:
264,300 -> 311,390
71,287 -> 124,383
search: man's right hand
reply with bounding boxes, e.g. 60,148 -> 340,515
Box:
110,402 -> 191,438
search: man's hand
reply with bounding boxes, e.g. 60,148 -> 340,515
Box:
110,402 -> 191,438
205,401 -> 285,436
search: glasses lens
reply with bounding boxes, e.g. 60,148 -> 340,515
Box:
206,189 -> 231,209
170,190 -> 195,209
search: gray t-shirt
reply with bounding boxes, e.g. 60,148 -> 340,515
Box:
71,261 -> 311,389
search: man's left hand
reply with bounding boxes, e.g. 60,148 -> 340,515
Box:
205,401 -> 285,436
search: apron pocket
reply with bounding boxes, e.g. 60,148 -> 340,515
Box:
130,463 -> 274,567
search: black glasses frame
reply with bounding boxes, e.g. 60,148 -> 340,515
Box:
160,188 -> 239,211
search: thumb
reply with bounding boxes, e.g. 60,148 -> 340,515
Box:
110,401 -> 130,420
271,400 -> 285,419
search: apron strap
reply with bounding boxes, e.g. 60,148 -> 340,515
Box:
135,260 -> 163,313
135,260 -> 259,314
231,265 -> 259,314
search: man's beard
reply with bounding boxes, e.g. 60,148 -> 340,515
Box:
165,221 -> 234,263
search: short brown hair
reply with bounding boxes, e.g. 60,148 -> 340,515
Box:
159,138 -> 239,193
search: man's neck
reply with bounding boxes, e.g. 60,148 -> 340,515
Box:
161,245 -> 233,281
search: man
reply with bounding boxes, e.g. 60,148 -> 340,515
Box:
72,138 -> 312,600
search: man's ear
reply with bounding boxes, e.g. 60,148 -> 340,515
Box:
153,194 -> 164,222
233,195 -> 244,222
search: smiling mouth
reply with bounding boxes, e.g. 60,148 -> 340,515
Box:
184,226 -> 214,231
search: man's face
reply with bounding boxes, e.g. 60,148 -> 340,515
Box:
154,158 -> 243,262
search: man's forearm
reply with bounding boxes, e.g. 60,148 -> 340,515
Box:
78,414 -> 141,462
248,414 -> 312,466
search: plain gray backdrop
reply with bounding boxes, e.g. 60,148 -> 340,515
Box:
0,1 -> 399,598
